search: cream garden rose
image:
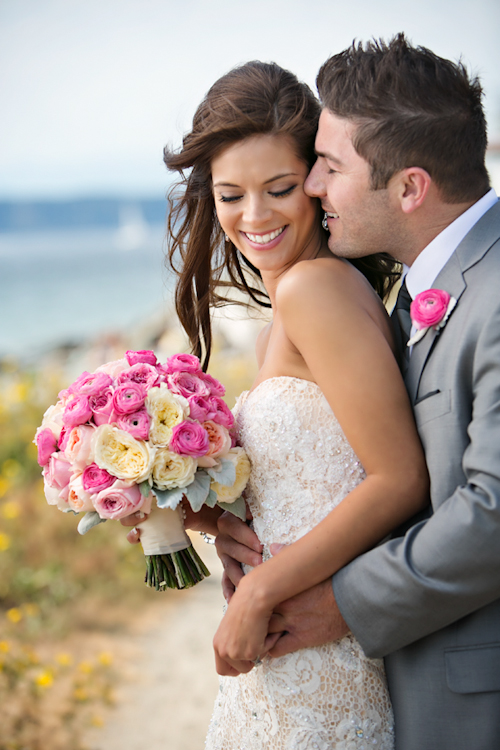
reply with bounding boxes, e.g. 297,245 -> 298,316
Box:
92,424 -> 154,483
152,449 -> 197,491
210,447 -> 251,504
146,383 -> 189,446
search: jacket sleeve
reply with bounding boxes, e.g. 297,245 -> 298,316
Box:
333,290 -> 500,658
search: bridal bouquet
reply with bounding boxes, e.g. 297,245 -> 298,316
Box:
35,350 -> 250,590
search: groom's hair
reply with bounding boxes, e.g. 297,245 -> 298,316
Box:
317,33 -> 490,203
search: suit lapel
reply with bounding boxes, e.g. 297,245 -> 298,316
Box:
405,200 -> 500,404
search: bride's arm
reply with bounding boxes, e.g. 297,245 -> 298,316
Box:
213,259 -> 429,675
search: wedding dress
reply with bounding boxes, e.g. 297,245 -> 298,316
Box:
205,377 -> 394,750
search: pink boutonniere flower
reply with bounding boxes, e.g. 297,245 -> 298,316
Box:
407,289 -> 457,347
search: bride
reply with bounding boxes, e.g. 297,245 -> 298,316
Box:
129,61 -> 428,748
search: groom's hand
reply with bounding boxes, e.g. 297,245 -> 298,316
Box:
215,510 -> 263,601
267,578 -> 349,657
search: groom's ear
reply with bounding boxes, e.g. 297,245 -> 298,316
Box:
391,167 -> 432,214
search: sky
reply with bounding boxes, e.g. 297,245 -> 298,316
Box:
1,0 -> 499,199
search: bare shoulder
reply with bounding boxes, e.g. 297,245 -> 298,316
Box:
255,321 -> 272,368
276,257 -> 382,318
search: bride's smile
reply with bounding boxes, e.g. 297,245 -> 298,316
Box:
211,133 -> 324,281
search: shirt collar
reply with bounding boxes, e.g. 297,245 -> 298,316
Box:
404,188 -> 498,299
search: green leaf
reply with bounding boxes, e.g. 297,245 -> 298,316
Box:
218,495 -> 246,521
184,471 -> 211,512
77,511 -> 107,535
206,458 -> 236,487
154,486 -> 185,510
205,488 -> 218,508
139,480 -> 151,498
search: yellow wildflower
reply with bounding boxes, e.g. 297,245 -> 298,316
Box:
0,533 -> 10,552
78,660 -> 93,674
2,459 -> 21,480
23,603 -> 40,617
91,715 -> 105,728
98,652 -> 113,667
0,641 -> 10,653
73,687 -> 88,702
0,478 -> 9,498
56,652 -> 73,667
6,607 -> 22,624
35,670 -> 53,688
2,501 -> 20,519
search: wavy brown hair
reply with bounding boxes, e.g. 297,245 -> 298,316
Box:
164,61 -> 400,369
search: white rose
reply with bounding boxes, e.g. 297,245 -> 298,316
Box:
146,383 -> 189,446
211,447 -> 251,504
152,449 -> 196,490
92,424 -> 154,483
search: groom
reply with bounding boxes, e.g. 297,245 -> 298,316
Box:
216,34 -> 500,749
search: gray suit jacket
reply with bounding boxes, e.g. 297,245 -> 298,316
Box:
333,200 -> 500,750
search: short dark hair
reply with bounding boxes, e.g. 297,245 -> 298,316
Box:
317,33 -> 490,203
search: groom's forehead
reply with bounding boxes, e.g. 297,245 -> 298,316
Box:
315,110 -> 358,163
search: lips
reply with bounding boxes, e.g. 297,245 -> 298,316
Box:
243,226 -> 286,245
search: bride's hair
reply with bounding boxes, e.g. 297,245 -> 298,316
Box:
164,61 -> 400,370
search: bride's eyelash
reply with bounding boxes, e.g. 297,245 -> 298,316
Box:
270,185 -> 297,198
218,185 -> 297,203
218,195 -> 242,203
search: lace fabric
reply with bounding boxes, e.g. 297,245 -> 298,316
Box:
205,377 -> 394,750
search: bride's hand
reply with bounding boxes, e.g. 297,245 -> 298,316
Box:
215,510 -> 263,601
119,499 -> 222,544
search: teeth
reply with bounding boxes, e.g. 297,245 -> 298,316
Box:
245,227 -> 285,244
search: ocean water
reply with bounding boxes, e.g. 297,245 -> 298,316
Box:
0,224 -> 174,360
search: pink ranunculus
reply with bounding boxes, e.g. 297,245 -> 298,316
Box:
199,371 -> 225,397
68,371 -> 113,397
166,371 -> 210,399
64,425 -> 95,469
112,383 -> 147,415
115,409 -> 150,440
62,395 -> 93,428
187,394 -> 216,422
117,363 -> 160,391
170,421 -> 210,457
93,480 -> 151,520
82,464 -> 115,494
45,454 -> 73,491
67,473 -> 95,513
58,425 -> 71,452
95,358 -> 129,378
162,353 -> 201,374
209,396 -> 235,429
89,387 -> 115,426
410,289 -> 451,330
197,420 -> 232,467
35,427 -> 58,467
125,350 -> 158,367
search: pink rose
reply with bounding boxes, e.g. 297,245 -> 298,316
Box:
410,289 -> 451,330
45,454 -> 72,491
43,472 -> 69,510
170,421 -> 210,457
58,425 -> 71,451
35,427 -> 58,467
209,396 -> 234,429
93,480 -> 151,520
95,358 -> 129,378
166,371 -> 210,399
162,353 -> 201,374
199,371 -> 225,397
82,463 -> 115,494
117,363 -> 160,391
112,383 -> 147,415
89,388 -> 115,426
115,409 -> 150,440
197,420 -> 232,467
67,473 -> 95,513
125,350 -> 158,367
187,394 -> 217,422
68,371 -> 113,397
62,395 -> 93,428
64,425 -> 95,469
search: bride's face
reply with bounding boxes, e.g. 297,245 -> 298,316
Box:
211,134 -> 321,275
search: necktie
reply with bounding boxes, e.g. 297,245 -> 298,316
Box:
392,280 -> 413,371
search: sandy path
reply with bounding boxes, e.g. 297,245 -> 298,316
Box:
84,543 -> 224,750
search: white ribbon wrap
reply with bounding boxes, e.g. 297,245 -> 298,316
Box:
139,504 -> 191,556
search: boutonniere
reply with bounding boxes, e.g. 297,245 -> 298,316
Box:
407,289 -> 457,347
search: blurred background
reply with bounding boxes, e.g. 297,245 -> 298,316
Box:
0,1 -> 499,748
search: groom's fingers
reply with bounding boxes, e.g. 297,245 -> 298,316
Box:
267,632 -> 304,658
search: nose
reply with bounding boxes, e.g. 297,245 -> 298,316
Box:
242,195 -> 273,226
304,159 -> 325,198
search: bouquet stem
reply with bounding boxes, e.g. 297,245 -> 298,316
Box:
139,504 -> 210,590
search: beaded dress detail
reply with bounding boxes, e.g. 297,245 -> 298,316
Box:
205,377 -> 394,750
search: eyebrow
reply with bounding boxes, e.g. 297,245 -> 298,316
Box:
213,172 -> 300,188
315,150 -> 344,167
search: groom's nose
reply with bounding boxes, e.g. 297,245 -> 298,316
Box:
304,158 -> 326,198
